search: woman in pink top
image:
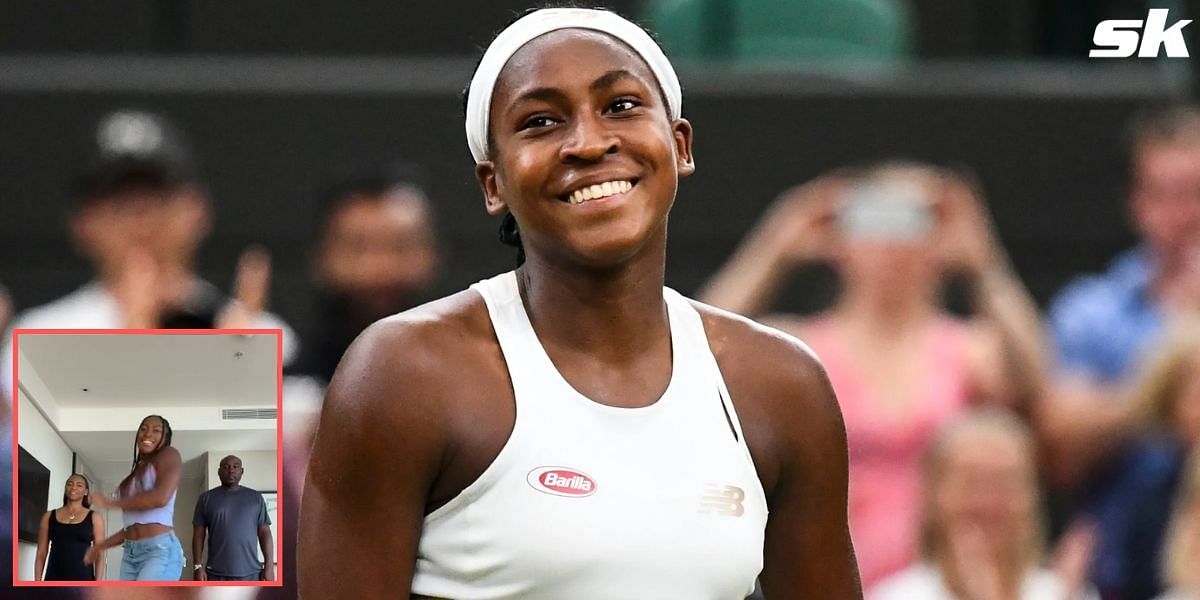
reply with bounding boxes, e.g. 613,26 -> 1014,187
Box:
701,162 -> 1047,589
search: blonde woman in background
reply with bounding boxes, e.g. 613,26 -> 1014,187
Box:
872,410 -> 1097,600
1156,448 -> 1200,600
1077,319 -> 1200,599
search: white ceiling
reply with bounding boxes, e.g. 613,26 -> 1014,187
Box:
20,333 -> 276,407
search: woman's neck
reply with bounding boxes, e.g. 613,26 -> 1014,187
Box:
64,499 -> 86,510
518,241 -> 669,363
835,284 -> 938,339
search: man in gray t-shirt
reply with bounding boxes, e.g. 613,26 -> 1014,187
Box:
192,455 -> 274,581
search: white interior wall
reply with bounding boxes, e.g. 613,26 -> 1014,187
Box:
15,385 -> 77,581
175,457 -> 206,581
97,479 -> 121,580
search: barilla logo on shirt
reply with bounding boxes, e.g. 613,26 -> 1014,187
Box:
527,466 -> 597,497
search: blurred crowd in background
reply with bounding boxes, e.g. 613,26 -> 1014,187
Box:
3,1 -> 1200,599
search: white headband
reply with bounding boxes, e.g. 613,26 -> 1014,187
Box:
465,8 -> 682,163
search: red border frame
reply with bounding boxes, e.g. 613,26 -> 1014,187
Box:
10,328 -> 285,588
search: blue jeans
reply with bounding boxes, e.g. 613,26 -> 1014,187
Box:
120,531 -> 184,581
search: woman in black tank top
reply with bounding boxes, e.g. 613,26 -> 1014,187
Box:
35,473 -> 106,581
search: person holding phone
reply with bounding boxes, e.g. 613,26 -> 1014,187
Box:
701,162 -> 1047,590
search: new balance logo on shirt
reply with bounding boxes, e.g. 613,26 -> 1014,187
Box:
699,485 -> 746,517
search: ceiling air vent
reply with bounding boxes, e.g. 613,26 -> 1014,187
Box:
221,408 -> 277,420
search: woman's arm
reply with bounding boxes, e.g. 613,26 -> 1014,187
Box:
34,511 -> 49,581
258,524 -> 274,581
698,306 -> 862,598
192,524 -> 207,581
698,175 -> 845,318
756,345 -> 861,598
964,264 -> 1050,412
935,171 -> 1048,412
94,447 -> 183,511
84,529 -> 125,568
91,511 -> 106,580
298,318 -> 451,597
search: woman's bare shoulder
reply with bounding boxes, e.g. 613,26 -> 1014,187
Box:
305,288 -> 508,525
687,300 -> 829,390
339,289 -> 497,379
687,299 -> 844,494
151,446 -> 181,465
372,288 -> 493,347
321,287 -> 506,441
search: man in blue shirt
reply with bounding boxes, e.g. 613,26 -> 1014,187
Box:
192,455 -> 274,581
1045,105 -> 1200,473
1045,105 -> 1200,599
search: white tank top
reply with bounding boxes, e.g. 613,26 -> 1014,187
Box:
410,271 -> 768,600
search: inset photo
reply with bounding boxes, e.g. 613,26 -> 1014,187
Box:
12,330 -> 282,588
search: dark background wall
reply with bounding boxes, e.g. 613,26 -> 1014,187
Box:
0,65 -> 1169,329
1,0 -> 1192,331
4,0 -> 1190,58
0,1 -> 639,55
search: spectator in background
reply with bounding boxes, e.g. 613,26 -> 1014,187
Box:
1083,320 -> 1200,599
1155,448 -> 1200,600
0,283 -> 12,337
872,410 -> 1097,600
0,109 -> 297,399
701,162 -> 1047,588
289,162 -> 437,385
1043,105 -> 1200,483
259,162 -> 440,600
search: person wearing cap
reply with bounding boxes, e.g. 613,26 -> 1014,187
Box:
0,109 -> 297,398
300,6 -> 860,599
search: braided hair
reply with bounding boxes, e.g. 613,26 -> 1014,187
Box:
119,414 -> 173,494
